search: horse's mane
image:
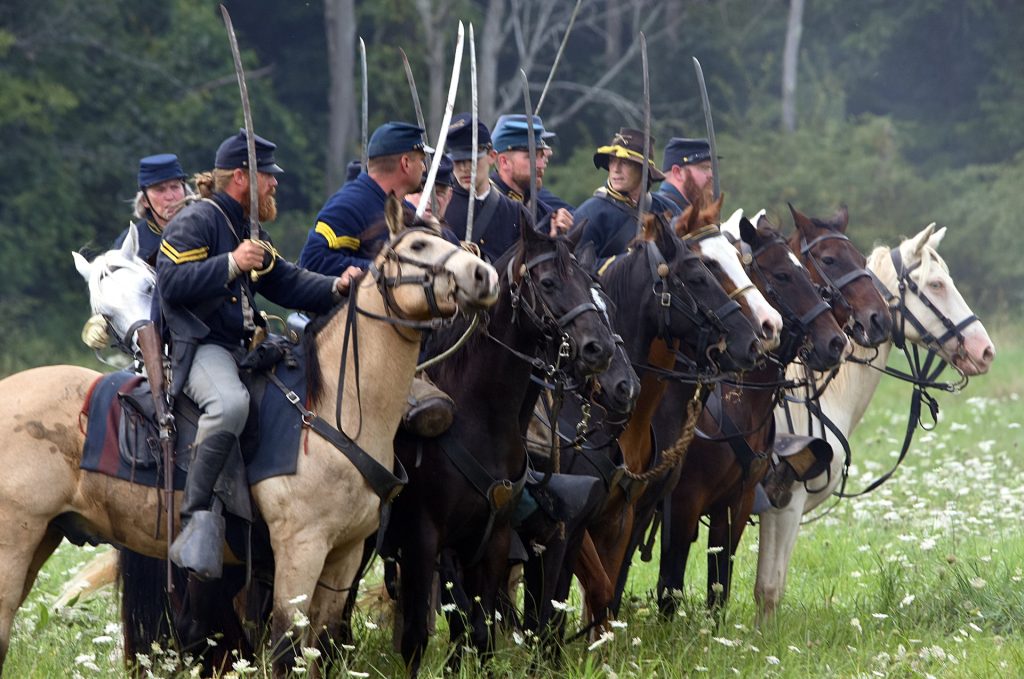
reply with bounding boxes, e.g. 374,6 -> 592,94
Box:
867,238 -> 947,291
302,288 -> 355,409
86,249 -> 154,314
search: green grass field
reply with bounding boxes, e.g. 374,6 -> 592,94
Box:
6,320 -> 1022,678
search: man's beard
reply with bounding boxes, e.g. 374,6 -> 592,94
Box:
243,192 -> 277,222
511,168 -> 542,194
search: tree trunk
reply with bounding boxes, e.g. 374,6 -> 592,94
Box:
479,0 -> 506,126
324,0 -> 356,192
781,0 -> 805,133
415,0 -> 450,132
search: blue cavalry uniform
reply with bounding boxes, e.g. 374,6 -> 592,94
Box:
575,127 -> 676,261
115,154 -> 188,265
299,122 -> 431,276
443,112 -> 525,262
158,129 -> 340,580
654,137 -> 712,214
490,114 -> 558,226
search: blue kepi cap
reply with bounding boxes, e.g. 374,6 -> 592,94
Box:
138,154 -> 186,188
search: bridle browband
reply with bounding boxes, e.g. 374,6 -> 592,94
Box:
799,231 -> 871,325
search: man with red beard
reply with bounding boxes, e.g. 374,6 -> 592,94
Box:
157,129 -> 347,579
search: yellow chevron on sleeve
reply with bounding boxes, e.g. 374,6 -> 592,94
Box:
597,255 -> 618,277
315,221 -> 360,251
160,241 -> 209,264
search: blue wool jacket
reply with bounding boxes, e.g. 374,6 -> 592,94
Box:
574,186 -> 677,260
444,184 -> 525,262
654,182 -> 689,215
114,213 -> 164,266
299,172 -> 394,276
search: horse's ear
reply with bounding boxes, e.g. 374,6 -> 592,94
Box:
833,204 -> 850,233
926,224 -> 946,250
751,209 -> 768,229
906,222 -> 937,256
708,191 -> 725,223
641,212 -> 658,242
565,217 -> 587,251
789,203 -> 814,233
120,221 -> 140,260
739,216 -> 757,245
72,251 -> 91,280
384,193 -> 405,236
576,240 -> 597,272
720,208 -> 744,241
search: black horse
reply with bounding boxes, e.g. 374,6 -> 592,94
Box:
385,223 -> 618,676
655,214 -> 848,615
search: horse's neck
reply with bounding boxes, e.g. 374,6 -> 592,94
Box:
315,282 -> 421,457
619,338 -> 682,468
725,361 -> 784,432
785,340 -> 893,440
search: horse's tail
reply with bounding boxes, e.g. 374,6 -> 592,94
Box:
118,549 -> 181,667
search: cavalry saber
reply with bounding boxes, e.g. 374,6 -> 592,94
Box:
692,56 -> 721,200
399,47 -> 437,216
467,24 -> 478,241
220,4 -> 259,240
638,32 -> 650,235
416,21 -> 465,219
520,69 -> 538,228
360,37 -> 369,170
534,0 -> 582,117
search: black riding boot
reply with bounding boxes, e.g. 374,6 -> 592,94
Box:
168,430 -> 235,580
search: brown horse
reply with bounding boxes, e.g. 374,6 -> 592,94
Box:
0,196 -> 498,677
655,211 -> 847,614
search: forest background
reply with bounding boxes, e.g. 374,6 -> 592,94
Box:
2,0 -> 1021,374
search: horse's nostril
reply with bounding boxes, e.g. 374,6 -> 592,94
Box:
761,320 -> 775,339
829,335 -> 846,358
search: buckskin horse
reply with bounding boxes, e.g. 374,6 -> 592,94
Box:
655,210 -> 847,614
385,222 -> 616,676
561,211 -> 764,631
755,221 -> 996,621
0,195 -> 498,677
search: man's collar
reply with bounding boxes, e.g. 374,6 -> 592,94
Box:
490,172 -> 526,202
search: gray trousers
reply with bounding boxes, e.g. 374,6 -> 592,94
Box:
184,343 -> 250,446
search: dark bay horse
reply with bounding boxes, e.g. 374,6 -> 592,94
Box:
386,223 -> 617,676
655,211 -> 847,614
562,212 -> 763,629
0,196 -> 499,677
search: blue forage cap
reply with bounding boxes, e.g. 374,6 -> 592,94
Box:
490,114 -> 552,153
214,128 -> 284,174
345,159 -> 362,183
137,153 -> 186,188
367,121 -> 434,159
447,112 -> 492,161
433,153 -> 455,187
662,137 -> 711,171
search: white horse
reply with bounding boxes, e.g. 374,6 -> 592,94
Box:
755,223 -> 996,619
72,222 -> 155,355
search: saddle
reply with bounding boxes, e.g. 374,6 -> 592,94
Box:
81,335 -> 311,523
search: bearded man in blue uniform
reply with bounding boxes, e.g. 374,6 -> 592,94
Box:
655,137 -> 714,213
156,129 -> 348,579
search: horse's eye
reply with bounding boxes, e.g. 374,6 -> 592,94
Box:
703,258 -> 720,270
773,272 -> 791,283
540,277 -> 557,291
687,274 -> 708,288
410,240 -> 426,252
821,256 -> 836,266
928,279 -> 944,291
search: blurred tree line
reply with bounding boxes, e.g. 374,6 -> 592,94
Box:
2,0 -> 1021,375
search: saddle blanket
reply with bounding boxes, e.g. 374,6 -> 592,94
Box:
80,342 -> 311,490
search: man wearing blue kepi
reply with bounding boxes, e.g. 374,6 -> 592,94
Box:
299,121 -> 432,279
300,121 -> 455,439
116,154 -> 191,265
489,114 -> 573,236
157,129 -> 347,579
655,137 -> 714,214
574,127 -> 677,261
443,112 -> 525,262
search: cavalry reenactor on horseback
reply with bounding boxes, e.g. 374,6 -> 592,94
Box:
654,137 -> 714,214
573,127 -> 677,261
157,129 -> 347,579
443,112 -> 525,262
81,154 -> 190,351
299,121 -> 457,439
489,114 -> 573,235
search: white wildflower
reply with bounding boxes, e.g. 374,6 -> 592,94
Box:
851,617 -> 862,633
712,637 -> 739,647
872,613 -> 889,620
288,594 -> 309,605
970,577 -> 987,589
900,594 -> 916,607
364,619 -> 379,630
587,631 -> 614,651
91,635 -> 114,645
766,655 -> 780,665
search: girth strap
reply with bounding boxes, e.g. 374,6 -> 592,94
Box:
265,371 -> 407,503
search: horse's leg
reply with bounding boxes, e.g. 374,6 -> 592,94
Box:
754,485 -> 808,622
0,522 -> 61,670
657,486 -> 701,616
54,548 -> 119,609
574,530 -> 613,629
706,504 -> 735,614
399,520 -> 439,677
459,528 -> 511,667
306,540 -> 365,678
266,531 -> 331,678
591,503 -> 634,619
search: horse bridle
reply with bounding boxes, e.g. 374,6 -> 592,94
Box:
799,231 -> 872,327
681,224 -> 758,302
745,234 -> 832,365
